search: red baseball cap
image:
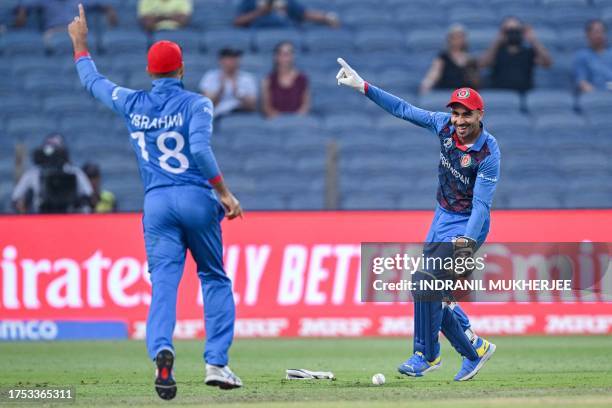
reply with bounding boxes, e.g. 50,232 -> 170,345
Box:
147,41 -> 183,74
446,87 -> 484,111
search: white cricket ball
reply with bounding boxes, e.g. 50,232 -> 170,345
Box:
371,373 -> 385,385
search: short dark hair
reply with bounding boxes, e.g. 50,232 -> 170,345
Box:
151,67 -> 182,79
586,19 -> 607,33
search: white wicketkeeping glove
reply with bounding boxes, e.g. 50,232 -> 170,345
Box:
336,57 -> 366,94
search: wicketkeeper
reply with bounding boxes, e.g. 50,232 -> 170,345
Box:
337,58 -> 501,381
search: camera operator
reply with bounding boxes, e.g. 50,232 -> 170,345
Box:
12,134 -> 94,214
480,16 -> 552,93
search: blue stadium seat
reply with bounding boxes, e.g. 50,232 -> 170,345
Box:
507,192 -> 564,209
558,28 -> 588,51
22,72 -> 82,96
264,115 -> 321,134
2,95 -> 39,116
191,0 -> 235,30
342,192 -> 398,210
323,113 -> 375,135
42,95 -> 97,115
2,32 -> 45,56
222,173 -> 258,194
46,31 -> 73,55
253,29 -> 303,54
579,91 -> 612,115
541,0 -> 589,8
564,192 -> 612,209
407,30 -> 446,53
418,91 -> 450,111
201,29 -> 252,55
532,113 -> 589,137
449,7 -> 499,27
230,132 -> 285,153
338,134 -> 392,156
153,30 -> 203,55
392,8 -> 445,30
126,73 -> 153,90
100,30 -> 149,54
243,152 -> 294,173
342,7 -> 394,29
550,7 -> 599,30
467,29 -> 498,53
479,90 -> 522,113
354,29 -> 405,52
525,90 -> 576,113
216,115 -> 270,134
496,5 -> 550,27
238,193 -> 286,210
303,29 -> 355,53
287,194 -> 325,210
7,116 -> 59,141
398,193 -> 437,210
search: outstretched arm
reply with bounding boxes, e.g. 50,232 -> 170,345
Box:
336,57 -> 449,133
69,3 -> 134,114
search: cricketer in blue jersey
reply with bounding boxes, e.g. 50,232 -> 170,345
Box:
68,5 -> 243,400
336,58 -> 500,381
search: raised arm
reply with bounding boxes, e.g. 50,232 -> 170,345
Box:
189,98 -> 243,220
69,4 -> 134,114
336,57 -> 449,133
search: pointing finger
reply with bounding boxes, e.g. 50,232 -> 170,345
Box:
79,3 -> 85,19
337,57 -> 351,71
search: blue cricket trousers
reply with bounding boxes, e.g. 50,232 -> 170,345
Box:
143,185 -> 235,366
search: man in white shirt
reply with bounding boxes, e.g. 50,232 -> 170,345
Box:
199,48 -> 258,118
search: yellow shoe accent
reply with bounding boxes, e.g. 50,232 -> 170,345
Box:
415,351 -> 441,366
476,339 -> 490,358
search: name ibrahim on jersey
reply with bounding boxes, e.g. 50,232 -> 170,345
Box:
336,58 -> 500,382
68,5 -> 243,400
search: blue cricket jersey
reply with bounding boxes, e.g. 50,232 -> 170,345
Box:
365,84 -> 501,240
75,54 -> 221,193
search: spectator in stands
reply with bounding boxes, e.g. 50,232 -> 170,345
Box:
82,162 -> 117,213
262,41 -> 310,118
420,24 -> 480,95
138,0 -> 192,32
574,19 -> 612,93
234,0 -> 339,29
480,16 -> 552,93
12,134 -> 93,214
199,48 -> 258,119
15,0 -> 117,36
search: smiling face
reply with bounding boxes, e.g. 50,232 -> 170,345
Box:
450,103 -> 483,143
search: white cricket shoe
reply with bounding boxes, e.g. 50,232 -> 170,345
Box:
205,364 -> 243,389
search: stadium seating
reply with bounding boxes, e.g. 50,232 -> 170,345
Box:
1,0 -> 610,212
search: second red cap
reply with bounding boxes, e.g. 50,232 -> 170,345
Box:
446,87 -> 484,111
147,41 -> 183,74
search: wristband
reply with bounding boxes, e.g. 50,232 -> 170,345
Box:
74,50 -> 90,62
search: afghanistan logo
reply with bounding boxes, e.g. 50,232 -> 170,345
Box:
460,154 -> 472,167
456,88 -> 470,99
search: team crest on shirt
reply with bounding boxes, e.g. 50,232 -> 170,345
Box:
456,88 -> 470,99
443,137 -> 453,150
460,154 -> 472,167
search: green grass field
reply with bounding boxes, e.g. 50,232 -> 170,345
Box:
1,336 -> 611,407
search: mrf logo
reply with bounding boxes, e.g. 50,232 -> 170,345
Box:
460,154 -> 472,168
456,88 -> 470,99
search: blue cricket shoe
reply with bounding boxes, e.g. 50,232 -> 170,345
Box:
398,351 -> 442,377
454,338 -> 496,381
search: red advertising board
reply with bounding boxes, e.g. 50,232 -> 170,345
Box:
1,210 -> 611,338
